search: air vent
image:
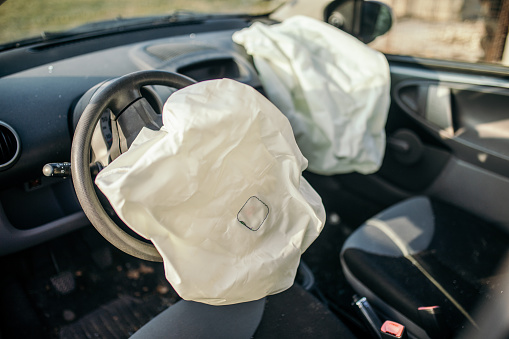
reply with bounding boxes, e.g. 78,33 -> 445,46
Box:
178,58 -> 241,81
0,122 -> 20,170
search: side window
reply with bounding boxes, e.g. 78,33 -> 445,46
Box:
369,0 -> 509,66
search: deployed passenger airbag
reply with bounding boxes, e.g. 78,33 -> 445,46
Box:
233,16 -> 391,175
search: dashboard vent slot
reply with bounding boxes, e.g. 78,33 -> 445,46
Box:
177,58 -> 240,81
145,43 -> 216,62
0,122 -> 20,170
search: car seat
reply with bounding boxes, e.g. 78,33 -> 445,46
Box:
340,196 -> 509,338
130,283 -> 356,338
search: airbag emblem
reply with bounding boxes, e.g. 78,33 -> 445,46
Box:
237,196 -> 269,231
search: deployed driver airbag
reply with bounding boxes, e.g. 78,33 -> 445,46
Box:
95,79 -> 325,305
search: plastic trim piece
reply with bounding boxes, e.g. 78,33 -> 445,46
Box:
0,121 -> 21,170
390,65 -> 509,89
387,55 -> 509,78
0,204 -> 89,256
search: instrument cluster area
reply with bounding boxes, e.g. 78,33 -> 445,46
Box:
0,25 -> 262,255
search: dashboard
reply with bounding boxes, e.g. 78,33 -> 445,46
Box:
0,18 -> 264,255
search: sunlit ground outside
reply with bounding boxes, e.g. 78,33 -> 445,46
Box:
0,0 -> 280,46
369,18 -> 488,63
369,0 -> 509,66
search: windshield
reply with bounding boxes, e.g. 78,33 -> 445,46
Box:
0,0 -> 283,48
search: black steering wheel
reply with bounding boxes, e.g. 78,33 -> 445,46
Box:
71,70 -> 196,262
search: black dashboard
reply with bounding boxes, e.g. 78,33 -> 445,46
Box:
0,18 -> 264,255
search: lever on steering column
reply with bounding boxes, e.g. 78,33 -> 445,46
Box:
43,162 -> 103,178
43,162 -> 71,177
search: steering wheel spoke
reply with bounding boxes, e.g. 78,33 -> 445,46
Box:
110,97 -> 163,161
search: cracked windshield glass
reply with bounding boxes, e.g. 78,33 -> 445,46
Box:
0,0 -> 282,47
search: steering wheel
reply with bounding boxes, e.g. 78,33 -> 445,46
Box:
71,70 -> 196,262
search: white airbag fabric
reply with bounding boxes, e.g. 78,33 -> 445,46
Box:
233,16 -> 391,175
95,79 -> 325,305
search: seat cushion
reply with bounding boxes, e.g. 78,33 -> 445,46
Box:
253,284 -> 355,338
341,196 -> 509,336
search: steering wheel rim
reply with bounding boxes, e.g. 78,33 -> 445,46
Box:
71,70 -> 196,262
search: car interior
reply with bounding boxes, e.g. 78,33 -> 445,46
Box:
0,0 -> 508,338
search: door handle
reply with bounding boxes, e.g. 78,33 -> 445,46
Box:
425,84 -> 454,136
395,81 -> 455,137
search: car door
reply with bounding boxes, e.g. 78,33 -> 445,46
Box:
325,0 -> 509,231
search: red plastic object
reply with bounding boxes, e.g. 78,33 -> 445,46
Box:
418,306 -> 440,311
381,321 -> 405,338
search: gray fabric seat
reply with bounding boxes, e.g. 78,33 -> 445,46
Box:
340,196 -> 509,338
130,284 -> 356,338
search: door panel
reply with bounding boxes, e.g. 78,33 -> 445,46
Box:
393,79 -> 509,177
426,157 -> 509,228
343,59 -> 509,229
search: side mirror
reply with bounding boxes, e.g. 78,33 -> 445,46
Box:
325,0 -> 393,43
